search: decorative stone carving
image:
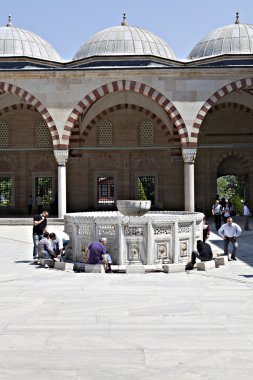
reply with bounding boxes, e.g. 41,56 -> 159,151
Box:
77,224 -> 91,236
153,225 -> 171,235
54,149 -> 69,166
182,148 -> 197,164
124,226 -> 144,236
157,243 -> 168,259
128,243 -> 140,261
64,211 -> 204,266
178,225 -> 190,234
180,241 -> 189,258
98,225 -> 116,237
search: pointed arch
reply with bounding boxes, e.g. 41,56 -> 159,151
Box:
191,78 -> 253,145
0,82 -> 60,147
63,80 -> 188,148
70,103 -> 179,146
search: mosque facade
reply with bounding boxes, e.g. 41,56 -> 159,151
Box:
0,13 -> 253,217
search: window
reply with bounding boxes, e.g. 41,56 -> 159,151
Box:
98,120 -> 112,146
97,177 -> 115,205
139,120 -> 153,146
0,177 -> 12,207
36,122 -> 52,147
138,176 -> 155,204
35,177 -> 53,206
0,122 -> 9,147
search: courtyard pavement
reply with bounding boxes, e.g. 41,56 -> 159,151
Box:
0,218 -> 253,379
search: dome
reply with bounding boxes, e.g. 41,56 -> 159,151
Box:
73,15 -> 176,61
188,14 -> 253,59
0,16 -> 62,62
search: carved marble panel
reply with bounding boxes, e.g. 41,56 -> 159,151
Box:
153,225 -> 171,235
124,226 -> 144,236
179,240 -> 190,258
156,242 -> 169,260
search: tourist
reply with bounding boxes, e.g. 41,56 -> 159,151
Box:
32,210 -> 48,260
211,199 -> 222,231
218,217 -> 242,260
49,231 -> 70,261
27,194 -> 33,215
222,201 -> 232,223
88,238 -> 108,270
203,217 -> 211,242
106,251 -> 112,273
38,232 -> 56,260
243,201 -> 251,230
36,193 -> 43,213
186,240 -> 213,270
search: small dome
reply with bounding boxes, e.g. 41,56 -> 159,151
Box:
188,15 -> 253,59
0,16 -> 62,62
73,15 -> 175,61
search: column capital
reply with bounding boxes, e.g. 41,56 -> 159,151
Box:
54,149 -> 69,166
182,148 -> 197,164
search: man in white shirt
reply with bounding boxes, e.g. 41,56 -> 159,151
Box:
218,217 -> 242,260
243,201 -> 251,231
212,200 -> 222,231
49,231 -> 70,261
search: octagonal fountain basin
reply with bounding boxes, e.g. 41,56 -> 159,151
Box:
117,200 -> 151,216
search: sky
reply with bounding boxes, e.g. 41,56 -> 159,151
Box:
1,0 -> 253,60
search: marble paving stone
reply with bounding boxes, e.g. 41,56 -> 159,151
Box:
0,223 -> 253,379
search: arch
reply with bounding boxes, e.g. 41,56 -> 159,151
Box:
64,80 -> 188,148
0,104 -> 38,116
70,103 -> 179,146
0,82 -> 60,147
191,78 -> 253,145
207,102 -> 253,116
214,151 -> 250,173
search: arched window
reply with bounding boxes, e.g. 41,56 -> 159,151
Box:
36,122 -> 52,147
139,120 -> 153,146
0,122 -> 9,147
98,119 -> 113,146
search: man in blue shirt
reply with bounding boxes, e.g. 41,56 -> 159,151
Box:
218,217 -> 242,260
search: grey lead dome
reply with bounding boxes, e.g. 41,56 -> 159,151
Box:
0,16 -> 62,62
73,25 -> 176,60
188,23 -> 253,59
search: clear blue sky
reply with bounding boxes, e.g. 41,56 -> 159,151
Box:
1,0 -> 253,60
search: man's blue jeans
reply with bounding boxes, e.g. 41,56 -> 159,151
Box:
33,234 -> 43,259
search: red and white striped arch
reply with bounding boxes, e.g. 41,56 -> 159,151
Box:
215,151 -> 250,172
70,103 -> 180,145
191,78 -> 253,146
64,80 -> 188,148
0,82 -> 60,147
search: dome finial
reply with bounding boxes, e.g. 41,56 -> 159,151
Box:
121,13 -> 128,26
235,12 -> 240,24
6,15 -> 13,27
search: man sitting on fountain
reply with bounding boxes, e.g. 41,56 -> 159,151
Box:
186,240 -> 213,270
88,238 -> 109,271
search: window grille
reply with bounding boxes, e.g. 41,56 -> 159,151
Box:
0,177 -> 12,207
98,120 -> 112,146
138,176 -> 155,204
0,122 -> 9,147
139,120 -> 153,146
97,177 -> 115,205
36,122 -> 52,147
35,177 -> 53,206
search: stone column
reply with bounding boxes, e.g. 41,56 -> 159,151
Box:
54,150 -> 69,219
182,148 -> 197,212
